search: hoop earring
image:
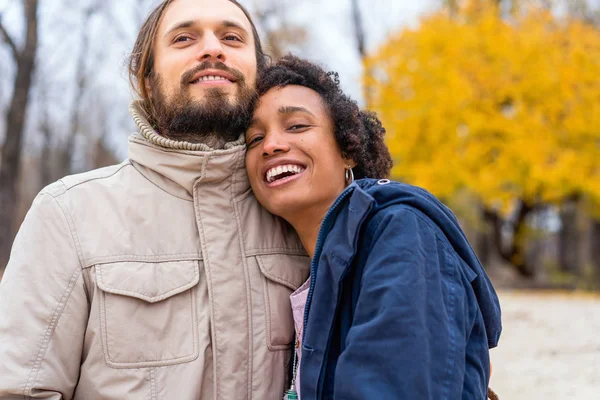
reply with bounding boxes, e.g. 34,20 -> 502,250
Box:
345,165 -> 354,185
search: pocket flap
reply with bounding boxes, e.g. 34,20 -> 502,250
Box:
97,261 -> 200,303
257,254 -> 310,291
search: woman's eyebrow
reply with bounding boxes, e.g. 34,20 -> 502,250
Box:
278,106 -> 316,118
247,117 -> 262,130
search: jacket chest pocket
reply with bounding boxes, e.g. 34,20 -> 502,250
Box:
256,254 -> 310,350
95,260 -> 201,368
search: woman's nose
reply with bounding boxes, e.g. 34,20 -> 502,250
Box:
262,132 -> 290,157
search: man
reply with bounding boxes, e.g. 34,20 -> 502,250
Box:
0,0 -> 309,398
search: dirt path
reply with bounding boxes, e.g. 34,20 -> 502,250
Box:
489,290 -> 600,399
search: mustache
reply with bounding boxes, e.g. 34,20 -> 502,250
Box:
180,61 -> 245,86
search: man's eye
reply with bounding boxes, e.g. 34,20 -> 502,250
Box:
224,34 -> 242,42
174,35 -> 192,43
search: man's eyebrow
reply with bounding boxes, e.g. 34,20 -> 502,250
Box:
278,106 -> 316,117
222,20 -> 249,35
164,20 -> 249,38
164,20 -> 196,38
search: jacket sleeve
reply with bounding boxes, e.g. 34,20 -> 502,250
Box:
333,207 -> 486,400
0,188 -> 89,399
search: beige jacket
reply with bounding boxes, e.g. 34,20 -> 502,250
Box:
0,102 -> 310,399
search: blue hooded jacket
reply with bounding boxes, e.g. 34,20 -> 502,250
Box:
298,178 -> 502,400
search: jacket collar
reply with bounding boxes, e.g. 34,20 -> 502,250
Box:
127,101 -> 250,200
314,182 -> 375,274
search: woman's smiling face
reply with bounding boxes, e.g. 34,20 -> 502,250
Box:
245,85 -> 350,220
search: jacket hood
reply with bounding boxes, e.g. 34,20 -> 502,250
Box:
352,179 -> 502,348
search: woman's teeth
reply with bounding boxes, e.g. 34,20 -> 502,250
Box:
266,165 -> 305,183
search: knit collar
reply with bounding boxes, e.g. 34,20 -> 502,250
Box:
127,101 -> 250,200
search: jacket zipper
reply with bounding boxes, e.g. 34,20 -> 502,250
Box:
302,185 -> 355,342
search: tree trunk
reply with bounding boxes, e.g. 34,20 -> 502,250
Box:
350,0 -> 366,58
476,225 -> 492,266
476,205 -> 493,266
0,0 -> 39,268
350,0 -> 374,108
52,4 -> 99,181
38,84 -> 53,187
509,200 -> 536,277
484,200 -> 536,277
591,219 -> 600,286
558,196 -> 581,275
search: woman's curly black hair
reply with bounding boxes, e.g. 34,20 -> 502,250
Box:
255,55 -> 393,180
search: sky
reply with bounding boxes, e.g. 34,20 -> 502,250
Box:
0,0 -> 438,157
246,0 -> 438,102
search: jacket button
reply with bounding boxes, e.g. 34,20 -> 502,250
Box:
377,179 -> 391,185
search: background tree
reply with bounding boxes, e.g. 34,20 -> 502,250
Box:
350,0 -> 366,58
365,0 -> 600,277
252,0 -> 307,58
0,0 -> 39,269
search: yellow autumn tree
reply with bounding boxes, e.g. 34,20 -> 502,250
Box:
365,0 -> 600,275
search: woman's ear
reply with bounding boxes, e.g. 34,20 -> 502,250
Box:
345,159 -> 358,169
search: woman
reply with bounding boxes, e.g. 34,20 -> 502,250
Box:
245,55 -> 501,400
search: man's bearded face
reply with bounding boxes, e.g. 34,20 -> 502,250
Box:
149,61 -> 257,146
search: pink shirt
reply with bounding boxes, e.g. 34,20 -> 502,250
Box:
290,278 -> 311,398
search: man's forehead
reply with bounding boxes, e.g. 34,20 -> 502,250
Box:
160,0 -> 252,34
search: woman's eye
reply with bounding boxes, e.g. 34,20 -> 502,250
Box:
247,135 -> 263,147
288,124 -> 309,131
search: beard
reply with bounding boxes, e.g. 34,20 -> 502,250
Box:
148,61 -> 257,148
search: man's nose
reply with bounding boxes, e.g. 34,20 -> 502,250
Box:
197,33 -> 225,62
262,132 -> 290,157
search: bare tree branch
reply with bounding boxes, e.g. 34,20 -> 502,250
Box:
252,0 -> 307,58
0,17 -> 19,61
350,0 -> 366,58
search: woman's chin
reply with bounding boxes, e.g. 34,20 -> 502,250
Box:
254,179 -> 307,218
258,191 -> 309,221
264,198 -> 304,220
